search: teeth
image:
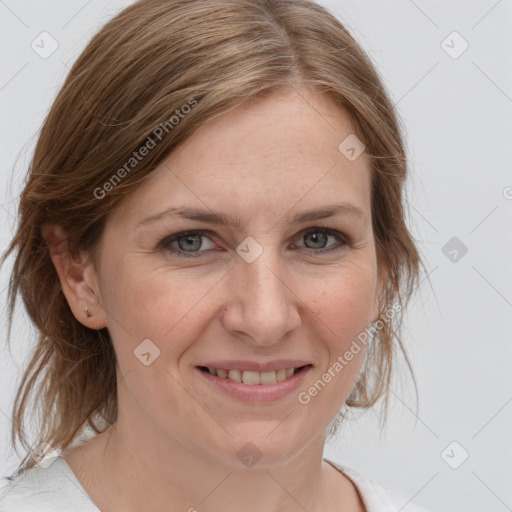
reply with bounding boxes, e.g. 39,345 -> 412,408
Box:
228,369 -> 242,382
276,368 -> 287,382
206,367 -> 302,384
242,370 -> 260,385
260,371 -> 276,385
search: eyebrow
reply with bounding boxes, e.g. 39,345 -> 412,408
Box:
136,202 -> 367,229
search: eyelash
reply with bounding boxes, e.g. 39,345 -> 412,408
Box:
158,227 -> 350,259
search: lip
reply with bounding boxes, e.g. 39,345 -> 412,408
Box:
195,364 -> 313,403
196,359 -> 312,372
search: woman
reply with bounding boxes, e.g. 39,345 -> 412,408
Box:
0,0 -> 430,510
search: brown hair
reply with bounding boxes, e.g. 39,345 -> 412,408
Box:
2,0 -> 424,477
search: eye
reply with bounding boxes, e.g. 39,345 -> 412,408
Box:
160,230 -> 216,258
158,227 -> 349,259
293,227 -> 348,254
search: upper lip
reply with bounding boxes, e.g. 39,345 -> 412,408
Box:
197,360 -> 313,372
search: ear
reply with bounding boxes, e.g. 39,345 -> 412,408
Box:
372,260 -> 390,323
41,223 -> 107,330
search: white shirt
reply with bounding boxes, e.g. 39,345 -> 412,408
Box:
0,456 -> 432,511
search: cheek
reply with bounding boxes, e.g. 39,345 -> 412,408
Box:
306,263 -> 377,343
99,241 -> 377,368
99,257 -> 221,365
300,269 -> 376,407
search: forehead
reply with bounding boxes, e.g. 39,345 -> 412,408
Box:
174,86 -> 363,171
116,86 -> 372,227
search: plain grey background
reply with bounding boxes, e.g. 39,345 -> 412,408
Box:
0,1 -> 511,511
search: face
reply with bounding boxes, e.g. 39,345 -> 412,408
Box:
82,85 -> 384,468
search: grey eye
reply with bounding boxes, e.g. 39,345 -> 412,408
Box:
303,231 -> 329,249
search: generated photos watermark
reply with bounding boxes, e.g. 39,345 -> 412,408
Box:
297,301 -> 402,405
94,98 -> 198,200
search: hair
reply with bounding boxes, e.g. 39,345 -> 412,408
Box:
2,0 -> 425,478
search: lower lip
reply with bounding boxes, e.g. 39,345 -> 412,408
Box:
196,366 -> 312,403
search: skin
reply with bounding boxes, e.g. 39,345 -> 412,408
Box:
42,84 -> 387,512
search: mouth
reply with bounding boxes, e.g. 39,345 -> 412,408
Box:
197,365 -> 311,385
195,363 -> 313,403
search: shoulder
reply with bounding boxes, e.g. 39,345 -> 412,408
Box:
0,457 -> 99,512
324,458 -> 434,512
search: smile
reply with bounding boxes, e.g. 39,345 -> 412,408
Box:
196,364 -> 313,403
199,366 -> 308,385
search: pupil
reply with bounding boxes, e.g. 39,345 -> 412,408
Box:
180,234 -> 201,251
307,232 -> 327,248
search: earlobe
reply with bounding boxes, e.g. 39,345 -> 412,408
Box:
41,223 -> 107,330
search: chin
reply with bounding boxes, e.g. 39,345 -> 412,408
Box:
203,424 -> 312,470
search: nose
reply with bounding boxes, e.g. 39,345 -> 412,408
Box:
220,248 -> 301,346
